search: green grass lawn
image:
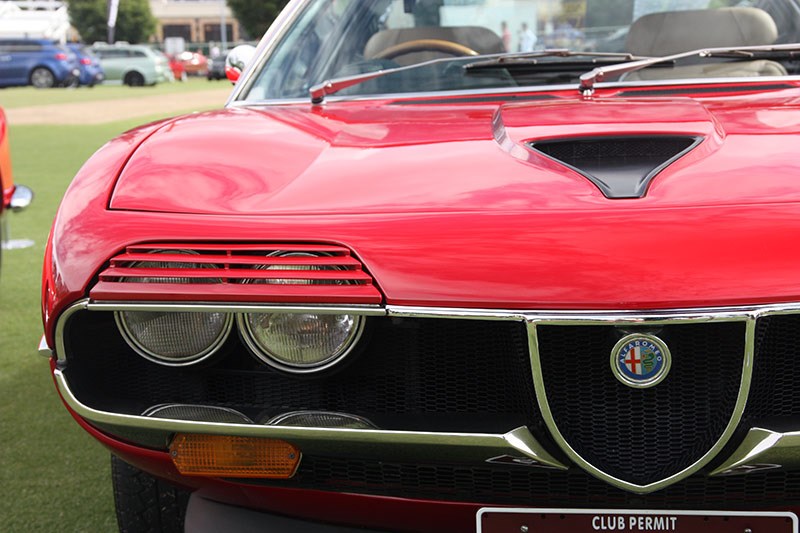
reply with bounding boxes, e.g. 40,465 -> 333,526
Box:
0,111 -> 207,531
0,76 -> 229,109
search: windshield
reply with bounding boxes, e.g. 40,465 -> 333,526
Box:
241,0 -> 800,101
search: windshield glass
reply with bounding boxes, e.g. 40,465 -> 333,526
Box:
241,0 -> 800,101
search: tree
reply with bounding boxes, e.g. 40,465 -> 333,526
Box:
227,0 -> 289,41
68,0 -> 156,44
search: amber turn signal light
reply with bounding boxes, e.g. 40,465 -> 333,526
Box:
169,434 -> 301,478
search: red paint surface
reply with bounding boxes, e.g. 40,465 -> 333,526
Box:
43,83 -> 800,344
41,81 -> 800,529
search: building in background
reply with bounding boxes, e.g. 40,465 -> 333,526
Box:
149,0 -> 243,48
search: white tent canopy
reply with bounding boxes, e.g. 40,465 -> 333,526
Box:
0,1 -> 71,42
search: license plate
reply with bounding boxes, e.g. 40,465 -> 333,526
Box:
477,508 -> 798,533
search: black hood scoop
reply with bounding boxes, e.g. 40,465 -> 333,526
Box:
530,136 -> 702,199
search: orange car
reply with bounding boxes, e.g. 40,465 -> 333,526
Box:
1,106 -> 33,270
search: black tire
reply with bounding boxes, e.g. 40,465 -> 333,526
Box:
29,67 -> 55,88
111,455 -> 190,533
124,71 -> 145,87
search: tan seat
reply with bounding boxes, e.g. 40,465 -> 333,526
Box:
623,7 -> 786,81
364,26 -> 504,66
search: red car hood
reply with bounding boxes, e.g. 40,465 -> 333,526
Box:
109,88 -> 800,215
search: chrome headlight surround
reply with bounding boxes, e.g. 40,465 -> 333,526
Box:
237,251 -> 366,373
113,249 -> 234,366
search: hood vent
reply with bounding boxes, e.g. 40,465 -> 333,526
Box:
530,136 -> 701,199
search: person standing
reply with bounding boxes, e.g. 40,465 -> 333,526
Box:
519,22 -> 537,52
501,21 -> 512,52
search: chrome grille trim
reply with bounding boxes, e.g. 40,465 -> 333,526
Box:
530,317 -> 754,494
51,299 -> 800,490
52,368 -> 566,470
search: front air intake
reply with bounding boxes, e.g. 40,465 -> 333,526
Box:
530,136 -> 701,199
89,243 -> 382,304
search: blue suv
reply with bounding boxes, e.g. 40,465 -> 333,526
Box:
0,39 -> 80,88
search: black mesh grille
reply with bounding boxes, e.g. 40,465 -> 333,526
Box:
536,322 -> 745,486
255,456 -> 800,509
533,136 -> 696,163
745,315 -> 800,422
64,309 -> 800,505
64,312 -> 538,433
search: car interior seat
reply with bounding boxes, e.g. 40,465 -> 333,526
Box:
623,7 -> 786,80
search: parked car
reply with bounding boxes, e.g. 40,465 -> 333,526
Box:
206,53 -> 227,80
177,50 -> 208,76
91,43 -> 170,86
165,53 -> 187,82
1,107 -> 32,273
65,43 -> 105,87
0,38 -> 80,88
42,0 -> 800,532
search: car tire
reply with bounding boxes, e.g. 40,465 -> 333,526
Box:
29,67 -> 55,89
124,71 -> 145,87
111,455 -> 190,533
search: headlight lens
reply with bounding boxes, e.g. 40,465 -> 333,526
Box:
116,310 -> 233,365
114,250 -> 233,365
239,251 -> 365,372
239,311 -> 363,371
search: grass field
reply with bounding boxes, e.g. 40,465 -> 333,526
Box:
1,76 -> 229,109
0,82 -> 230,532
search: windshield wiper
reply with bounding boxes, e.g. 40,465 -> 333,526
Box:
309,54 -> 482,104
308,49 -> 641,104
463,49 -> 644,70
578,43 -> 800,96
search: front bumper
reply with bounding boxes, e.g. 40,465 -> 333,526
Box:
185,493 -> 385,533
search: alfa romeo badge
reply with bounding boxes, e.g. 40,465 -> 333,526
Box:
610,333 -> 671,388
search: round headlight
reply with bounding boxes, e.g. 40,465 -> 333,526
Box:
116,310 -> 233,365
238,311 -> 364,372
114,250 -> 233,366
238,251 -> 365,373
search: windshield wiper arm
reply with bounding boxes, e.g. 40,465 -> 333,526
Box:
308,49 -> 642,104
578,43 -> 800,96
464,49 -> 644,70
309,54 -> 488,104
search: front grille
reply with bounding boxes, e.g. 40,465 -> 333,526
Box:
64,304 -> 800,504
536,322 -> 745,486
745,315 -> 800,421
64,312 -> 537,434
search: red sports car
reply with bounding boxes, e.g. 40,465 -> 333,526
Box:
41,1 -> 800,531
1,107 -> 33,271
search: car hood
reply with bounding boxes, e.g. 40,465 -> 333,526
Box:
109,87 -> 800,215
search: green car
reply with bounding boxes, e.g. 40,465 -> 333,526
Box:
91,43 -> 171,86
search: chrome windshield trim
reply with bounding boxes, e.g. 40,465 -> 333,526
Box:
226,0 -> 309,105
229,74 -> 800,108
711,428 -> 800,476
53,368 -> 567,469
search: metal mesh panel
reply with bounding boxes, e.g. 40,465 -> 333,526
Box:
536,322 -> 745,485
64,311 -> 538,434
